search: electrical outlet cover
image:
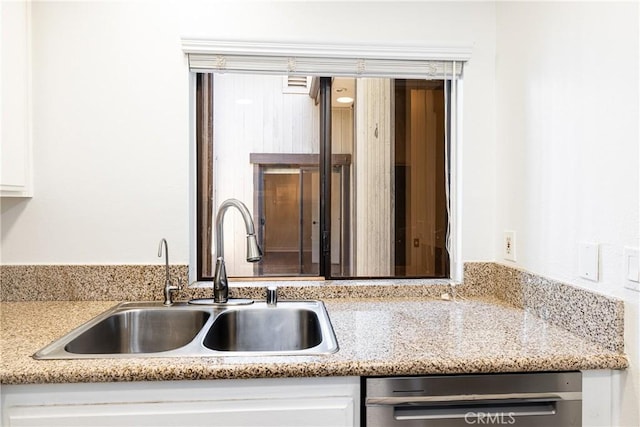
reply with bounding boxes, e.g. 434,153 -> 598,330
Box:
504,231 -> 516,262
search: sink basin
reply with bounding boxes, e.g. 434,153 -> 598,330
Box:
33,303 -> 211,359
33,300 -> 338,359
65,309 -> 209,354
204,307 -> 323,352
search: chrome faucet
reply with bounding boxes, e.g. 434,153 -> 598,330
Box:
213,199 -> 262,303
157,238 -> 181,306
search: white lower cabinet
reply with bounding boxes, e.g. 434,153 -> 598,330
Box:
582,369 -> 615,427
1,370 -> 615,426
1,376 -> 360,427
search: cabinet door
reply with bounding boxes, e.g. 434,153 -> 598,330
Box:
1,0 -> 32,197
2,377 -> 360,427
6,396 -> 354,427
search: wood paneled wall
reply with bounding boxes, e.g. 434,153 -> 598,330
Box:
355,79 -> 392,276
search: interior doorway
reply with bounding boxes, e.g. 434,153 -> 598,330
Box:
250,154 -> 350,277
262,170 -> 302,275
394,79 -> 449,277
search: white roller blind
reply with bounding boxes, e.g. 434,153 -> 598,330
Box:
182,39 -> 470,79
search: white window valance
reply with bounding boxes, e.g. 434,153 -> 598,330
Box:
181,39 -> 471,79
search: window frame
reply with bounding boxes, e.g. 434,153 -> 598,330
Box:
185,40 -> 469,284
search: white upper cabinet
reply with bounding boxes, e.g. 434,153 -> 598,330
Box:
1,0 -> 32,197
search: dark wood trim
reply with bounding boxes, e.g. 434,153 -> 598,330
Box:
249,153 -> 351,166
196,73 -> 214,281
319,77 -> 332,278
341,164 -> 351,276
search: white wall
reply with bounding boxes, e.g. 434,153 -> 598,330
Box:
0,0 -> 497,264
1,1 -> 190,264
495,2 -> 639,425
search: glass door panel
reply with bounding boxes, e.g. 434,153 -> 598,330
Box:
261,170 -> 301,275
301,167 -> 319,275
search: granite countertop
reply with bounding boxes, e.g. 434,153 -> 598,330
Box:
0,296 -> 628,385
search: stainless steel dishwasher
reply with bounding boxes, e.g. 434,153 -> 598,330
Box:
362,372 -> 581,426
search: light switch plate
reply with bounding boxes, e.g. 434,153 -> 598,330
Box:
623,247 -> 639,292
578,242 -> 599,282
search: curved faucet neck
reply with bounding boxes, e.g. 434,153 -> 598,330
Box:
157,238 -> 170,284
215,198 -> 257,258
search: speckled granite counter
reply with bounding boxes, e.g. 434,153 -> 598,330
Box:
0,297 -> 627,385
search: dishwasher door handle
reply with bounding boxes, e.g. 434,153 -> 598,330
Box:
393,402 -> 557,421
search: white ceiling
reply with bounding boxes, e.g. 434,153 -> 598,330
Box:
331,77 -> 355,108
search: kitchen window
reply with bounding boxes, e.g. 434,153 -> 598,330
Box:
185,41 -> 467,282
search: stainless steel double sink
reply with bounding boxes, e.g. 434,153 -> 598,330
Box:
33,300 -> 338,359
